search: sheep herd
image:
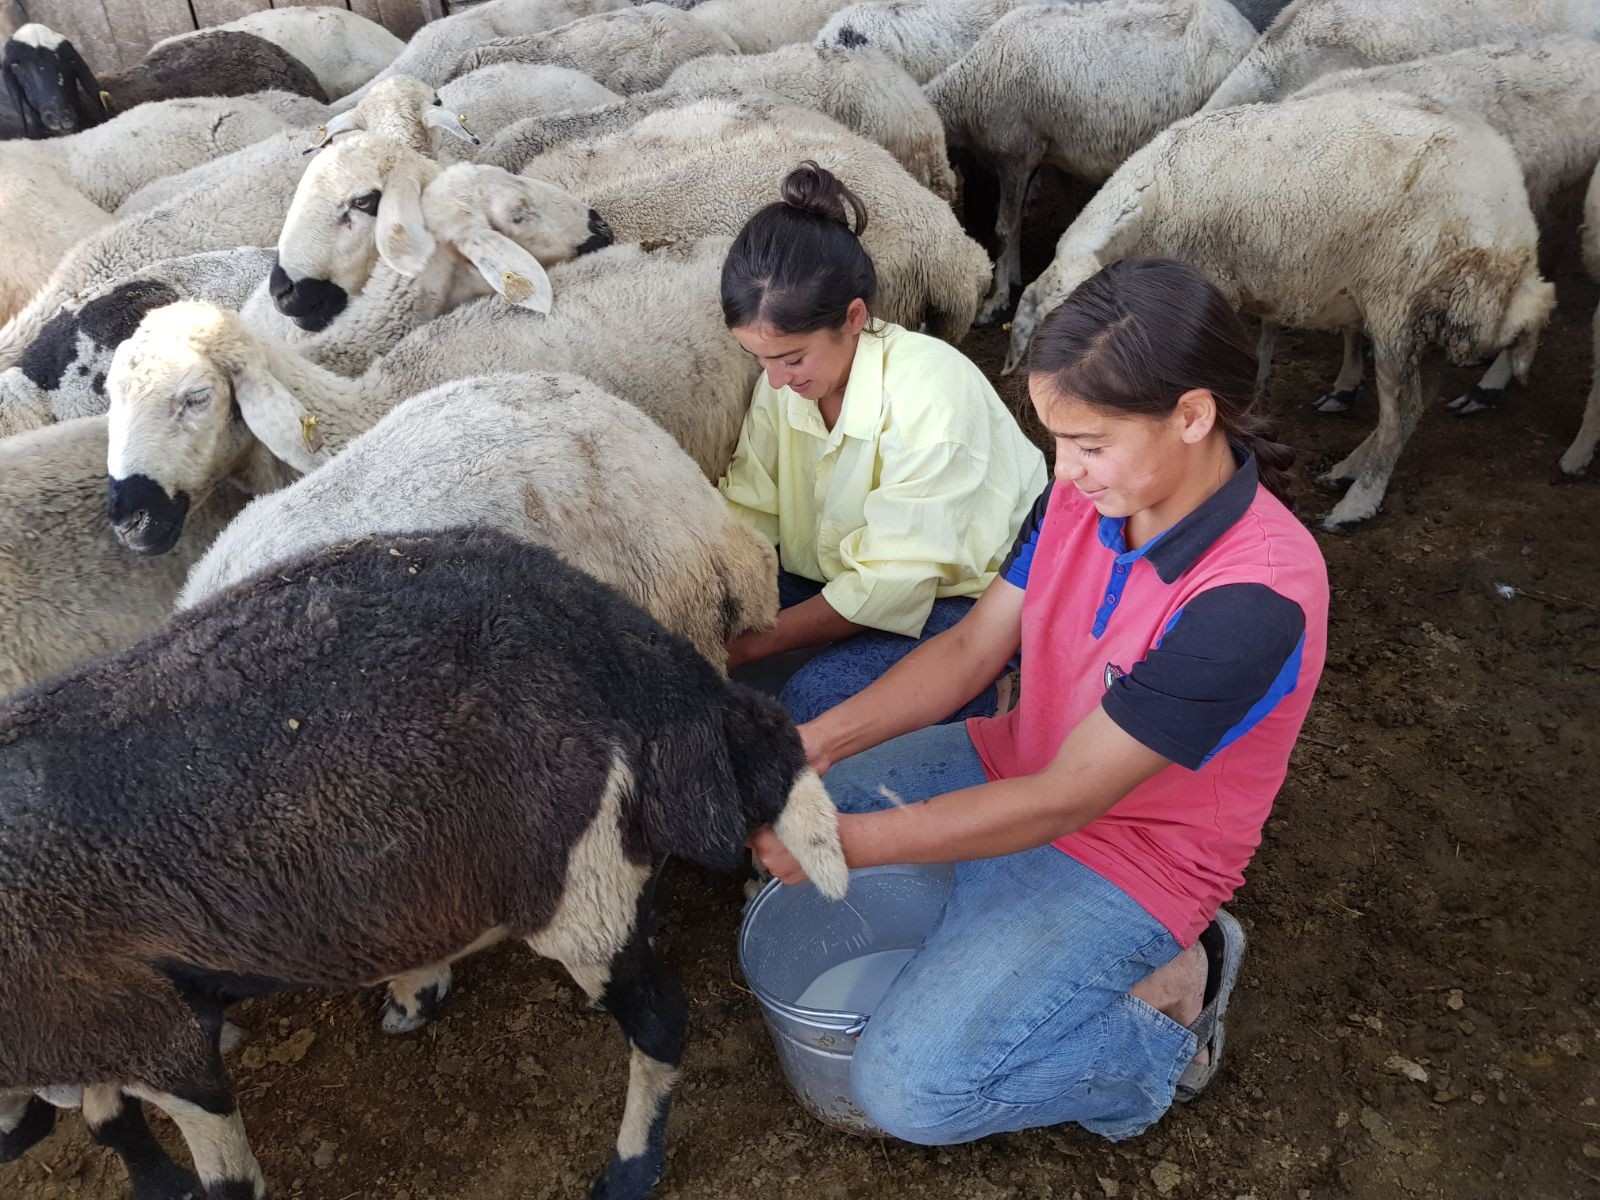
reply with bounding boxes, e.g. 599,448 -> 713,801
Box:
0,0 -> 1598,1197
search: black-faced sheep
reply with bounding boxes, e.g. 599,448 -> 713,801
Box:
1,23 -> 104,137
0,526 -> 847,1199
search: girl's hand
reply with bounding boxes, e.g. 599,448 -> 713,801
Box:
798,720 -> 834,775
747,825 -> 808,884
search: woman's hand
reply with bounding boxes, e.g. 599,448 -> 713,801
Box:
747,824 -> 808,885
798,720 -> 835,775
724,630 -> 765,672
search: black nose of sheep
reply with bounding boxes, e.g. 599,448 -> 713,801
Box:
106,474 -> 189,556
268,257 -> 348,332
578,210 -> 614,256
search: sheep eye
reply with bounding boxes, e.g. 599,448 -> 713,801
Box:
350,190 -> 382,216
177,390 -> 211,415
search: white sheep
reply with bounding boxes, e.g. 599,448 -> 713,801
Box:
0,415 -> 247,696
180,372 -> 778,674
104,239 -> 760,559
1003,92 -> 1554,531
517,98 -> 993,338
0,91 -> 323,325
1289,37 -> 1600,413
335,0 -> 633,106
452,3 -> 741,94
663,45 -> 957,201
815,0 -> 1023,84
692,0 -> 857,53
1558,163 -> 1600,477
925,0 -> 1258,321
0,78 -> 474,373
150,5 -> 404,100
1203,0 -> 1600,109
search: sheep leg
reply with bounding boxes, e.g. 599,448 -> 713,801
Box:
1448,350 -> 1513,414
1313,326 -> 1365,414
558,912 -> 687,1199
127,1081 -> 266,1200
976,156 -> 1041,327
1558,305 -> 1600,477
1318,341 -> 1425,532
81,1085 -> 204,1200
1255,319 -> 1280,397
0,1092 -> 56,1162
381,961 -> 453,1034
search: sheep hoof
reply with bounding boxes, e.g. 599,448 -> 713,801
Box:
588,1154 -> 664,1200
1449,386 -> 1504,415
381,1005 -> 431,1035
974,300 -> 1013,328
1317,512 -> 1362,535
1312,390 -> 1357,414
0,1097 -> 56,1163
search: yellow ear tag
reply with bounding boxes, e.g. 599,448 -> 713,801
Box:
457,112 -> 475,136
99,90 -> 113,109
501,271 -> 533,306
300,414 -> 323,455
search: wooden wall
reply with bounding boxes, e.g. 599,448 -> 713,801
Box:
6,0 -> 446,72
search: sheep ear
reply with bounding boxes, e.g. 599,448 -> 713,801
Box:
58,40 -> 106,120
375,161 -> 437,277
423,105 -> 480,146
306,109 -> 364,154
457,229 -> 553,313
229,353 -> 328,474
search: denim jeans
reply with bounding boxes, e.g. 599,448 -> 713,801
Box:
823,723 -> 1195,1144
734,572 -> 998,725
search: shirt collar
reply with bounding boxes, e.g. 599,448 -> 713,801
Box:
781,326 -> 887,446
1096,451 -> 1259,584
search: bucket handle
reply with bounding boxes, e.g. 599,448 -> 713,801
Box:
844,1017 -> 869,1038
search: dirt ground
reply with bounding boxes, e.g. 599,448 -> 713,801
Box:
5,176 -> 1600,1200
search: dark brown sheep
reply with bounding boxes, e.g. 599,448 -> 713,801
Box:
99,29 -> 329,113
0,527 -> 845,1200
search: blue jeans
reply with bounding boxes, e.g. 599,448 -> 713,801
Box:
824,723 -> 1195,1144
739,572 -> 998,725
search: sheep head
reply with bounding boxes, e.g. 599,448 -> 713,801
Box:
310,75 -> 478,156
420,164 -> 615,312
273,134 -> 443,331
106,302 -> 303,556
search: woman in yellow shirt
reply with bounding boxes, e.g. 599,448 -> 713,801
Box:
719,163 -> 1047,723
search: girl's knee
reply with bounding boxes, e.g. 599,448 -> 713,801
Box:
852,1036 -> 967,1146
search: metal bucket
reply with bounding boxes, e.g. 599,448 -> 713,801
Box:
737,863 -> 954,1135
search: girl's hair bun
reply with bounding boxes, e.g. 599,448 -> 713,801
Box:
780,160 -> 869,236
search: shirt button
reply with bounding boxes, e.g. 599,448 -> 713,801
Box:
1105,593 -> 1117,604
1114,564 -> 1128,575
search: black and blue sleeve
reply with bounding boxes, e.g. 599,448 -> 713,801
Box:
999,482 -> 1054,589
1101,583 -> 1307,769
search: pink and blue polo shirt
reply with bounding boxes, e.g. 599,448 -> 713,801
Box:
966,456 -> 1329,946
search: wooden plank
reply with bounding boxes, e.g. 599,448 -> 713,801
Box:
101,0 -> 200,69
371,0 -> 444,42
349,0 -> 383,23
192,0 -> 275,25
271,0 -> 347,9
20,0 -> 130,71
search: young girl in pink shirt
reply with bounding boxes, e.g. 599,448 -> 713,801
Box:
751,258 -> 1329,1142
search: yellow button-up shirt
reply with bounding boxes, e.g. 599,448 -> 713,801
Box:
718,322 -> 1048,638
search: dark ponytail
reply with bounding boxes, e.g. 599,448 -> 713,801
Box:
721,161 -> 879,334
1027,258 -> 1296,506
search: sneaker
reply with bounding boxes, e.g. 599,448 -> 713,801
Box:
1174,908 -> 1246,1103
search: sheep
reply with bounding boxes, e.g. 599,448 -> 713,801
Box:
452,3 -> 741,94
1202,0 -> 1600,110
662,45 -> 957,201
0,415 -> 248,696
105,238 -> 760,559
264,131 -> 610,332
96,29 -> 329,113
1288,37 -> 1600,414
516,98 -> 992,338
335,0 -> 633,107
690,0 -> 857,53
149,5 -> 404,101
0,154 -> 608,434
0,524 -> 847,1200
814,0 -> 1023,85
180,372 -> 778,672
0,78 -> 464,373
2,23 -> 104,137
925,0 -> 1258,322
1002,92 -> 1555,531
0,250 -> 275,437
1558,162 -> 1600,477
0,90 -> 322,326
